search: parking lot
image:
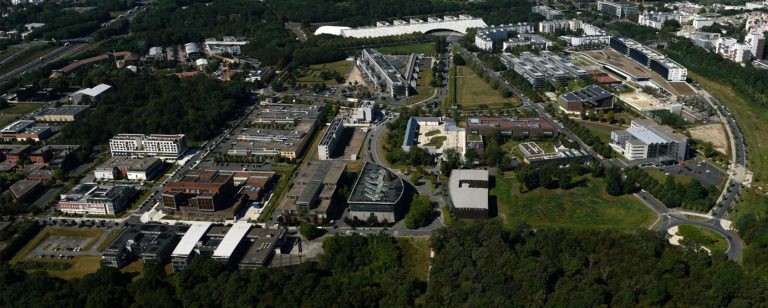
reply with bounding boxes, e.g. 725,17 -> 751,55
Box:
649,158 -> 725,187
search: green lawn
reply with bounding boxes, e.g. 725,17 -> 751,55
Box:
0,46 -> 22,63
295,60 -> 352,85
646,169 -> 693,185
424,136 -> 446,148
456,66 -> 521,109
491,175 -> 657,231
0,44 -> 58,76
26,256 -> 102,280
501,139 -> 557,159
377,43 -> 435,55
576,120 -> 620,144
407,67 -> 435,105
677,224 -> 729,253
396,237 -> 431,281
0,102 -> 44,114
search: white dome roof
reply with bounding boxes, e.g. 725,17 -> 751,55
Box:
314,26 -> 352,36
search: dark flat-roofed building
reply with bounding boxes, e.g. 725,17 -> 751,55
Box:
102,224 -> 186,269
162,170 -> 239,220
30,145 -> 80,169
34,105 -> 89,122
0,120 -> 51,142
558,84 -> 614,112
94,156 -> 164,181
0,144 -> 31,163
58,184 -> 138,215
9,180 -> 43,202
347,162 -> 405,222
279,161 -> 346,223
238,227 -> 286,269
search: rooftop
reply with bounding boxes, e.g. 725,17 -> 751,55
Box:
348,162 -> 404,205
212,222 -> 252,259
171,222 -> 213,257
449,169 -> 489,210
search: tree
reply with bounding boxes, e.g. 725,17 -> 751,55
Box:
439,148 -> 463,176
662,20 -> 681,33
404,195 -> 433,229
299,222 -> 320,240
464,149 -> 479,165
605,167 -> 624,196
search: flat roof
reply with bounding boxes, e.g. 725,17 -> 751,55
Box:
347,162 -> 404,204
449,170 -> 489,210
171,222 -> 213,257
212,222 -> 252,258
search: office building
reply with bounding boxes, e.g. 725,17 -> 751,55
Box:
558,85 -> 614,112
610,119 -> 688,161
597,1 -> 638,19
532,6 -> 565,20
279,161 -> 346,223
238,227 -> 285,269
102,224 -> 184,269
162,170 -> 239,219
109,134 -> 187,161
518,142 -> 591,166
0,120 -> 51,141
170,222 -> 213,272
501,51 -> 588,88
9,180 -> 43,202
184,42 -> 200,60
318,117 -> 344,160
212,222 -> 252,266
69,84 -> 111,103
448,169 -> 489,219
34,105 -> 89,122
323,15 -> 486,38
94,157 -> 164,181
58,184 -> 138,215
347,162 -> 405,222
559,35 -> 611,47
358,48 -> 407,97
204,37 -> 248,55
350,101 -> 376,124
467,117 -> 556,139
230,106 -> 318,159
503,34 -> 553,50
609,37 -> 687,81
402,117 -> 466,156
474,23 -> 534,51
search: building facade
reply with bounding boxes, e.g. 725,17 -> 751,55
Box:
109,134 -> 187,161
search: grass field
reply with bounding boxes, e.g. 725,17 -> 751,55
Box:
646,169 -> 693,185
0,46 -> 22,63
27,256 -> 101,280
407,67 -> 435,105
377,43 -> 435,55
397,237 -> 431,281
456,66 -> 520,109
0,44 -> 58,76
677,224 -> 728,253
11,227 -> 104,263
121,260 -> 145,279
502,139 -> 557,158
491,175 -> 657,231
1,103 -> 45,114
577,120 -> 620,145
295,60 -> 352,85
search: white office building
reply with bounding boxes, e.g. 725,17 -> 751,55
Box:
204,37 -> 249,55
317,117 -> 344,160
610,119 -> 688,161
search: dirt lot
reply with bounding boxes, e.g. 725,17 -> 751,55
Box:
346,65 -> 367,86
687,123 -> 729,155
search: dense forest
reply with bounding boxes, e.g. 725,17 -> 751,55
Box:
58,70 -> 251,147
0,221 -> 765,307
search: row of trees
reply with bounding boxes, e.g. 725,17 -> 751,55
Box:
517,159 -> 604,191
556,113 -> 614,158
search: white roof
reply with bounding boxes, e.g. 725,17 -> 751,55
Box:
212,222 -> 252,258
314,26 -> 352,36
448,169 -> 489,210
626,126 -> 667,144
171,222 -> 212,257
75,84 -> 111,97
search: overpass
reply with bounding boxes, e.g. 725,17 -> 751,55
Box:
315,15 -> 487,38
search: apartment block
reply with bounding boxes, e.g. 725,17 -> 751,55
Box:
109,134 -> 187,161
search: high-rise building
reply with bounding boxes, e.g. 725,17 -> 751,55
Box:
745,32 -> 766,59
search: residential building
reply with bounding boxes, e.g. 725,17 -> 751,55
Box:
716,37 -> 752,63
0,120 -> 51,141
448,169 -> 489,219
184,42 -> 200,60
34,104 -> 89,122
558,85 -> 615,112
638,11 -> 685,29
30,145 -> 80,169
609,37 -> 687,81
0,145 -> 31,163
358,48 -> 407,97
597,1 -> 638,19
745,32 -> 765,59
58,184 -> 138,215
347,162 -> 405,222
69,84 -> 111,103
503,34 -> 553,51
559,35 -> 611,47
109,134 -> 187,161
94,157 -> 164,181
610,119 -> 688,161
279,161 -> 346,223
162,170 -> 239,219
532,6 -> 565,20
318,117 -> 344,160
148,46 -> 164,60
102,224 -> 184,269
204,37 -> 249,55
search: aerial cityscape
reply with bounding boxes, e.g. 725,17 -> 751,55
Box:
0,0 -> 767,306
